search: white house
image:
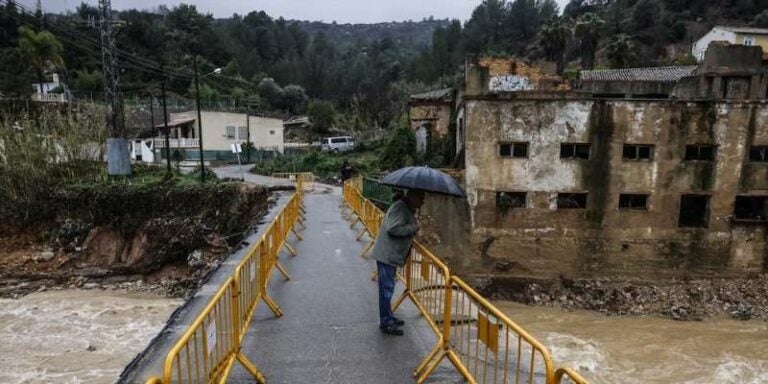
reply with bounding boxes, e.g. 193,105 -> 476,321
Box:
692,26 -> 768,62
131,111 -> 285,163
30,73 -> 68,102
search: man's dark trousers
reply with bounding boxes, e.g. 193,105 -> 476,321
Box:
376,260 -> 397,327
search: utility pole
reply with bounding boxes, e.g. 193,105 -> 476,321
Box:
148,92 -> 156,162
245,103 -> 251,163
193,55 -> 206,182
99,0 -> 130,175
161,79 -> 171,174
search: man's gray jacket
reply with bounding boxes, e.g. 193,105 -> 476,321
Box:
370,199 -> 417,267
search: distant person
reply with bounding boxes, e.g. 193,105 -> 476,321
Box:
370,189 -> 425,335
340,160 -> 354,183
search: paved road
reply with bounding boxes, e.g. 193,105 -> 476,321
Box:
213,164 -> 297,187
228,187 -> 461,383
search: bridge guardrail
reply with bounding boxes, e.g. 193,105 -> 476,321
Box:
343,176 -> 589,384
146,178 -> 305,384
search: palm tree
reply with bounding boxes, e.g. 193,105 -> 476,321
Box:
540,17 -> 571,75
17,26 -> 64,96
574,13 -> 604,70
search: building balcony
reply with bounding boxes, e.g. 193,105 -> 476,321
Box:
153,138 -> 200,148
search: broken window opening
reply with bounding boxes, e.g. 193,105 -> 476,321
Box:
733,196 -> 768,222
499,142 -> 528,158
619,194 -> 649,210
749,146 -> 768,162
561,143 -> 591,159
557,193 -> 588,209
496,191 -> 527,209
678,194 -> 710,228
225,126 -> 236,139
623,144 -> 654,160
684,145 -> 715,161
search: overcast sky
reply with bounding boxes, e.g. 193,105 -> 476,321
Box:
26,0 -> 570,23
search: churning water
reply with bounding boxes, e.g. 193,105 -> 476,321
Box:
0,289 -> 181,384
496,301 -> 768,384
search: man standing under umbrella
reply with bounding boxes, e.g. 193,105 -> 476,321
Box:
370,189 -> 425,335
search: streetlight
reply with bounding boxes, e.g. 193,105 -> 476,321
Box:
193,54 -> 221,182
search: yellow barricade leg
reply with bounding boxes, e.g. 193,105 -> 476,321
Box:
236,352 -> 266,384
291,227 -> 304,241
284,243 -> 298,257
262,294 -> 283,318
276,262 -> 291,280
359,241 -> 374,259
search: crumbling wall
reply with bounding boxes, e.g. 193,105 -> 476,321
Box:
464,97 -> 768,280
409,103 -> 452,138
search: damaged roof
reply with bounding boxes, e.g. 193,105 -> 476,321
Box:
410,88 -> 453,102
580,66 -> 697,82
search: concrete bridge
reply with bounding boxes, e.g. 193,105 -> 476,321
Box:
120,166 -> 585,384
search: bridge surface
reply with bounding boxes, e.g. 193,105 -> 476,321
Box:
223,169 -> 460,383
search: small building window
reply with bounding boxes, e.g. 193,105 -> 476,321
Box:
623,144 -> 654,160
557,193 -> 588,209
619,194 -> 649,210
269,130 -> 275,135
744,36 -> 755,46
496,191 -> 526,209
684,145 -> 715,161
238,126 -> 248,140
225,126 -> 236,139
499,142 -> 528,158
749,146 -> 768,162
678,194 -> 709,228
733,196 -> 768,221
560,143 -> 591,159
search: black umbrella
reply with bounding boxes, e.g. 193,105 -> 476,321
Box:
381,166 -> 466,198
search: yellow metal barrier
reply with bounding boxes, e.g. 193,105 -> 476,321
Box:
555,367 -> 589,384
271,172 -> 315,191
146,179 -> 305,384
343,177 -> 588,384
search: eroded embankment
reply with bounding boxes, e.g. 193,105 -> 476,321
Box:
0,181 -> 269,298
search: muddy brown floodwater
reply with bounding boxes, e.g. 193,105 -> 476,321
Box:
0,289 -> 182,384
496,301 -> 768,383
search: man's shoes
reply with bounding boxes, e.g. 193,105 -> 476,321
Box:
380,324 -> 404,336
392,317 -> 405,326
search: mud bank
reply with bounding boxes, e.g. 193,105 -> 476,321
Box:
0,182 -> 269,299
474,274 -> 768,321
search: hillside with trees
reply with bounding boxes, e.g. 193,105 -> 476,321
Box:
0,0 -> 765,135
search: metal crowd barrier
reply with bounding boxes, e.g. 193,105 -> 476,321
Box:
271,172 -> 315,191
146,179 -> 306,384
343,177 -> 589,384
555,367 -> 589,384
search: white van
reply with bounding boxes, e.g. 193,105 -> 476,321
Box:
321,136 -> 356,153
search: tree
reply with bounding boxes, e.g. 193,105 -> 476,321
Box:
17,26 -> 64,95
540,17 -> 571,74
379,124 -> 417,171
283,84 -> 308,115
258,77 -> 284,109
632,0 -> 661,30
574,13 -> 604,70
605,34 -> 637,68
307,99 -> 336,136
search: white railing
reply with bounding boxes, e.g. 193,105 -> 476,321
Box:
31,93 -> 67,103
153,138 -> 200,148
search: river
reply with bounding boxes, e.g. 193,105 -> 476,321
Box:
0,289 -> 182,384
496,301 -> 768,384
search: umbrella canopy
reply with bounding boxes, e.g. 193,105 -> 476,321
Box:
381,166 -> 466,198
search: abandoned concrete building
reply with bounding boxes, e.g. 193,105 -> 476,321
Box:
408,88 -> 454,153
451,45 -> 768,280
